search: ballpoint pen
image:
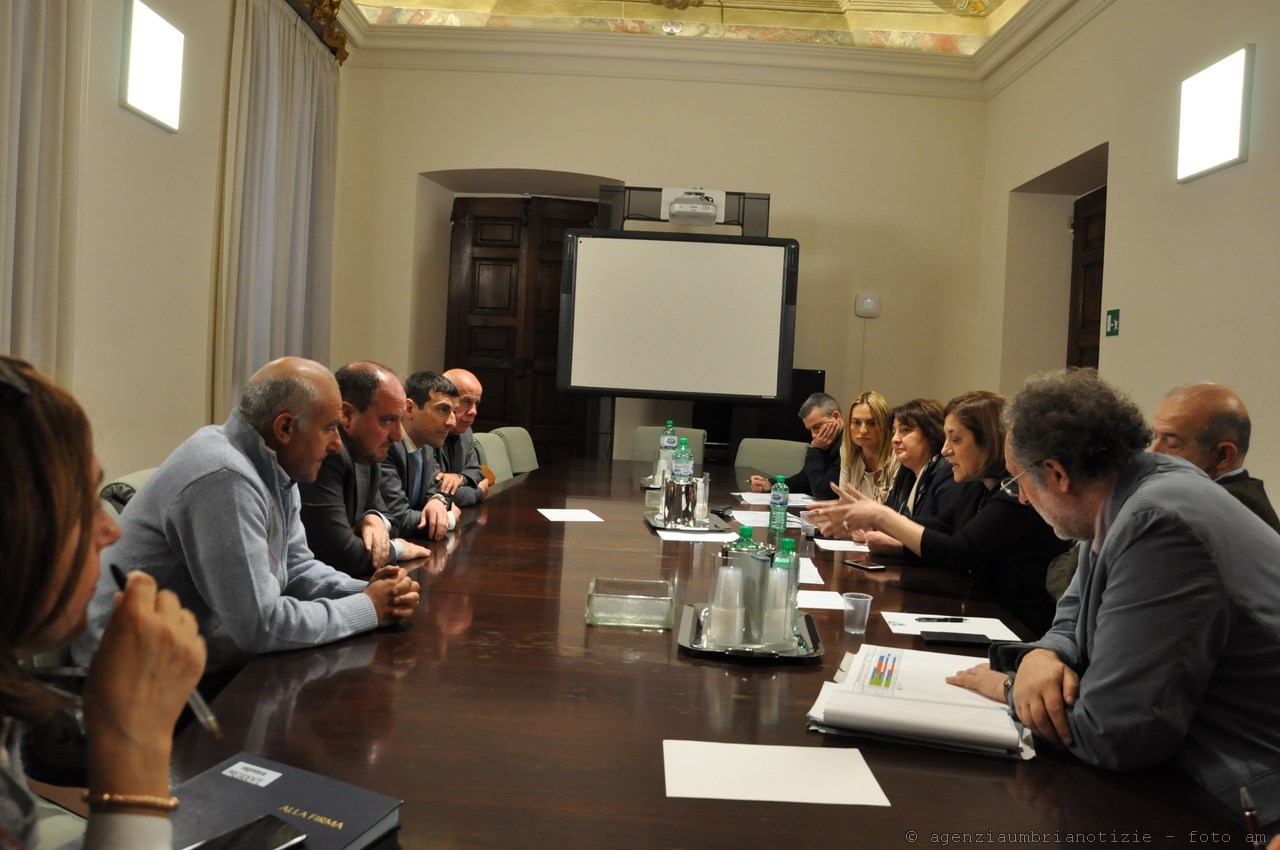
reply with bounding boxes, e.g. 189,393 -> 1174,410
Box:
1241,787 -> 1264,850
916,616 -> 965,622
109,564 -> 222,739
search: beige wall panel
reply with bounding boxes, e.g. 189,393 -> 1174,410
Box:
71,0 -> 231,480
983,0 -> 1280,483
332,57 -> 987,456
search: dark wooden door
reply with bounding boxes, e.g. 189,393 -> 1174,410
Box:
445,196 -> 600,461
1066,186 -> 1106,369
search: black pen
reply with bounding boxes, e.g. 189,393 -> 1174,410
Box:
109,564 -> 222,739
1241,787 -> 1263,850
916,616 -> 965,623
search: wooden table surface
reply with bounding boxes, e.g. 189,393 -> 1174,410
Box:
170,459 -> 1243,849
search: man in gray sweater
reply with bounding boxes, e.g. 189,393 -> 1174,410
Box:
74,357 -> 420,673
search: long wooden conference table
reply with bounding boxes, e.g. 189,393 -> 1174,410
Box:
170,459 -> 1243,848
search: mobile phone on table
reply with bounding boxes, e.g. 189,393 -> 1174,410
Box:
844,559 -> 886,571
183,814 -> 306,850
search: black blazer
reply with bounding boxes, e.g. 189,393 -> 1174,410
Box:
1219,470 -> 1280,534
783,439 -> 842,498
298,432 -> 390,578
918,474 -> 1070,637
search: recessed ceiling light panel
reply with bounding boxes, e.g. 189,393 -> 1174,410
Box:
1177,45 -> 1254,182
121,0 -> 184,132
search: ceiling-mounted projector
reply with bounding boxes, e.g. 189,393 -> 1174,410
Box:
667,189 -> 718,225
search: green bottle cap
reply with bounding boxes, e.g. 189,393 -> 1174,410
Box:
666,420 -> 673,426
780,538 -> 795,554
679,437 -> 688,446
775,475 -> 785,483
738,526 -> 753,541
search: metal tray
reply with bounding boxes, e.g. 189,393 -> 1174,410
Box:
675,603 -> 825,665
644,512 -> 730,533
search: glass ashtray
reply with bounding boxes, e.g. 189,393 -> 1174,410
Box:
585,578 -> 675,630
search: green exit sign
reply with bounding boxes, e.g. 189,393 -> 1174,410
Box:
1106,309 -> 1120,337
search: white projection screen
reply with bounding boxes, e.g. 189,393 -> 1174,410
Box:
558,230 -> 799,400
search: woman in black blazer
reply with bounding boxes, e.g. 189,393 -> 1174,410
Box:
811,391 -> 1070,636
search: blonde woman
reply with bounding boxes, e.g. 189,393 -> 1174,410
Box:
838,390 -> 898,503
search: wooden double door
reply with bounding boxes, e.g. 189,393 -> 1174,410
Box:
444,196 -> 600,462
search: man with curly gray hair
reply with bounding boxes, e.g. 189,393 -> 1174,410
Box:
951,368 -> 1280,835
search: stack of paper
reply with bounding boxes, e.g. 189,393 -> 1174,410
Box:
807,646 -> 1035,760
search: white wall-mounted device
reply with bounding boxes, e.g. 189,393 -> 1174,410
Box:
854,293 -> 882,318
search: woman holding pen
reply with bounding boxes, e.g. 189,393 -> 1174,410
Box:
0,356 -> 205,848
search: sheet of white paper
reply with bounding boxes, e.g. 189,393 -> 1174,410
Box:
662,740 -> 889,806
880,612 -> 1020,642
656,530 -> 739,543
798,557 -> 823,585
797,590 -> 845,610
826,647 -> 1004,708
734,491 -> 815,506
813,538 -> 871,552
537,509 -> 603,522
731,511 -> 801,528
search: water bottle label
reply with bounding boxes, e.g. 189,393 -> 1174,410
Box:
674,458 -> 694,478
660,435 -> 678,450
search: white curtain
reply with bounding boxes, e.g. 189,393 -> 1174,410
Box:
0,0 -> 78,378
213,0 -> 337,419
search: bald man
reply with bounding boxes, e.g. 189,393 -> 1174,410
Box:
434,368 -> 490,506
1153,382 -> 1280,533
74,357 -> 421,674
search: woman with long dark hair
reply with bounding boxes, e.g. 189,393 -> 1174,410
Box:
0,356 -> 205,848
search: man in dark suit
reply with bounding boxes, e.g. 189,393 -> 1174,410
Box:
439,368 -> 489,506
1152,381 -> 1280,533
380,371 -> 462,541
299,361 -> 429,577
748,392 -> 843,496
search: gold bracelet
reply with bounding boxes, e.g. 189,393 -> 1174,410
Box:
82,791 -> 180,812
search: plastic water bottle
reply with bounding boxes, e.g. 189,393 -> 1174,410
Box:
761,537 -> 797,648
767,475 -> 789,549
672,437 -> 694,481
729,525 -> 757,551
659,421 -> 679,452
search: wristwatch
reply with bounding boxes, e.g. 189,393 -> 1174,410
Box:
1002,674 -> 1015,698
429,492 -> 454,510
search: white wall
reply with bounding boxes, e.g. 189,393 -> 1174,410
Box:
983,0 -> 1280,483
998,192 -> 1074,395
70,0 -> 231,479
331,41 -> 988,438
64,1 -> 1280,485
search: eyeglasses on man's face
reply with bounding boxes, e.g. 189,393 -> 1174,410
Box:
999,469 -> 1028,499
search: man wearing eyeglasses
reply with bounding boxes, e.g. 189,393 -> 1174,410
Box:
951,368 -> 1280,836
